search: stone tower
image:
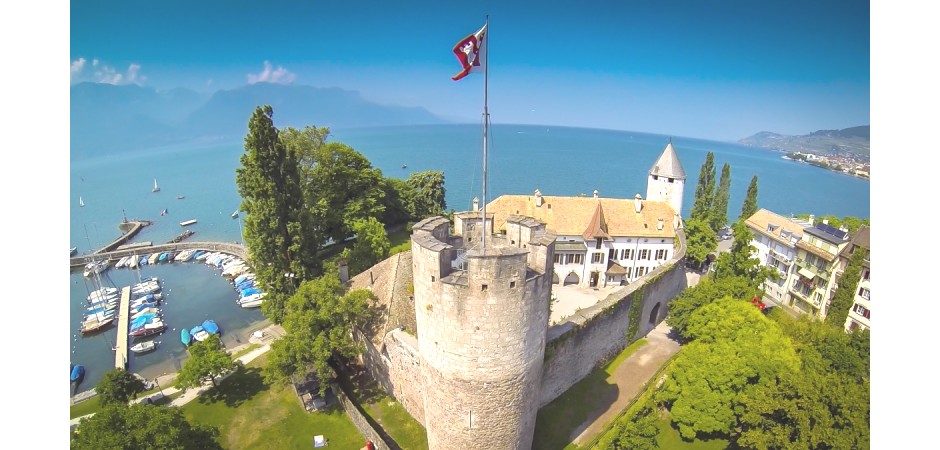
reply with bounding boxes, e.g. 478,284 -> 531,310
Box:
646,140 -> 686,217
410,213 -> 556,450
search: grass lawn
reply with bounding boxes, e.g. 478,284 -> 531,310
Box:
533,339 -> 648,450
182,354 -> 364,450
654,415 -> 729,450
338,364 -> 428,449
387,228 -> 411,255
231,343 -> 261,360
70,396 -> 102,419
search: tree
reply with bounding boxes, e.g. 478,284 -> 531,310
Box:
379,177 -> 414,225
611,406 -> 659,450
345,217 -> 391,275
689,152 -> 716,222
739,175 -> 759,221
236,105 -> 317,324
305,142 -> 386,244
712,221 -> 775,285
710,163 -> 731,231
264,271 -> 376,395
682,218 -> 717,269
825,246 -> 866,327
657,298 -> 799,441
665,276 -> 762,340
175,338 -> 239,390
71,403 -> 221,450
95,368 -> 146,406
407,170 -> 447,219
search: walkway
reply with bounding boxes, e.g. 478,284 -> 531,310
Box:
69,324 -> 284,428
570,320 -> 681,446
114,287 -> 131,369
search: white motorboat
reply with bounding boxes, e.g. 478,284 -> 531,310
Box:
130,341 -> 157,354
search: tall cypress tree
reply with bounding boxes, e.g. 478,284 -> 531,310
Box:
739,175 -> 759,221
689,152 -> 716,221
711,163 -> 731,232
236,105 -> 317,324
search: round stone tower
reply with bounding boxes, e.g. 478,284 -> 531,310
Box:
410,214 -> 556,450
646,140 -> 687,217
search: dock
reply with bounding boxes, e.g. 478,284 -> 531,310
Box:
180,219 -> 197,227
114,287 -> 130,369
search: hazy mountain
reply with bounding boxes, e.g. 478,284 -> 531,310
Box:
70,82 -> 445,160
738,125 -> 870,160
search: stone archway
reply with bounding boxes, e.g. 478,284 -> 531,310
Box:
563,272 -> 580,286
552,272 -> 560,284
649,302 -> 661,324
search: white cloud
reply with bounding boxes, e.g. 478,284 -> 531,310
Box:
246,61 -> 296,85
72,59 -> 146,85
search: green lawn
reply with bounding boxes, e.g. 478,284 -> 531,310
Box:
654,415 -> 729,450
533,339 -> 648,450
182,354 -> 364,450
337,364 -> 428,449
387,228 -> 411,255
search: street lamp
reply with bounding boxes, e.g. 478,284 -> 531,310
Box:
154,375 -> 164,397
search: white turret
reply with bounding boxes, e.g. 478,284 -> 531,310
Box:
646,140 -> 686,217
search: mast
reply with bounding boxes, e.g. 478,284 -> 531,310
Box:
481,15 -> 489,252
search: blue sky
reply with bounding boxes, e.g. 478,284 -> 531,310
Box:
69,0 -> 870,141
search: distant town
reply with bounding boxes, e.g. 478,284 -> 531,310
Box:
783,151 -> 871,179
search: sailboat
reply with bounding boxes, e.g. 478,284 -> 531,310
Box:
79,197 -> 85,207
152,178 -> 160,192
231,210 -> 239,219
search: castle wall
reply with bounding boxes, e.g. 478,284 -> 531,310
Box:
359,329 -> 427,425
538,245 -> 686,407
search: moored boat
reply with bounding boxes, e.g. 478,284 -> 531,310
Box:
181,328 -> 192,346
80,317 -> 114,335
190,325 -> 209,342
70,364 -> 85,382
202,320 -> 219,335
130,341 -> 157,354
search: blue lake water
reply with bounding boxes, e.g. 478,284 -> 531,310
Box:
69,123 -> 870,394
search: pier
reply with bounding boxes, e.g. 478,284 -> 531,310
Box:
70,241 -> 247,270
114,287 -> 131,369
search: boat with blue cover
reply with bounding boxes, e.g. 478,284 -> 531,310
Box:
202,320 -> 219,335
181,328 -> 191,346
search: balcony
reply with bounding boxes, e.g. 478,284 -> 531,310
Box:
768,248 -> 792,264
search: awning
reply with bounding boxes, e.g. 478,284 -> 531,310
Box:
798,267 -> 816,279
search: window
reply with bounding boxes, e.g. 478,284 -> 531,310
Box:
863,270 -> 870,281
510,281 -> 516,288
767,224 -> 778,233
668,178 -> 674,183
621,249 -> 632,260
567,254 -> 583,265
639,249 -> 650,260
481,284 -> 488,291
553,254 -> 561,264
652,175 -> 658,180
625,267 -> 632,278
853,303 -> 870,319
655,249 -> 667,260
609,248 -> 617,260
592,252 -> 604,264
636,267 -> 646,277
858,287 -> 870,300
595,238 -> 603,249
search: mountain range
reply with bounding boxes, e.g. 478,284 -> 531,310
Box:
70,82 -> 445,160
737,125 -> 870,161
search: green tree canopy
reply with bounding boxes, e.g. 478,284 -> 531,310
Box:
175,338 -> 239,390
71,403 -> 221,450
236,105 -> 317,324
710,163 -> 731,232
682,217 -> 717,269
657,298 -> 799,440
344,217 -> 391,275
264,271 -> 376,394
665,275 -> 762,340
713,221 -> 775,285
689,152 -> 716,222
407,170 -> 447,219
739,175 -> 759,221
95,368 -> 146,406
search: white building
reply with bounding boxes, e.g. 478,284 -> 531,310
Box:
743,209 -> 812,306
485,142 -> 685,288
837,225 -> 870,332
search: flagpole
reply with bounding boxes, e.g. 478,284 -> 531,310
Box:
481,15 -> 489,253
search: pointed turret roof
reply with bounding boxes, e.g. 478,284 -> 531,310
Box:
581,201 -> 611,240
649,141 -> 686,180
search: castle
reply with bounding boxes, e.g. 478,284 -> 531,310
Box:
351,142 -> 689,449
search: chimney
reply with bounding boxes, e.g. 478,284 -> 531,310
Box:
634,194 -> 642,213
534,189 -> 543,207
338,260 -> 349,284
472,196 -> 479,212
822,218 -> 829,225
809,214 -> 815,224
593,189 -> 599,199
657,218 -> 664,231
